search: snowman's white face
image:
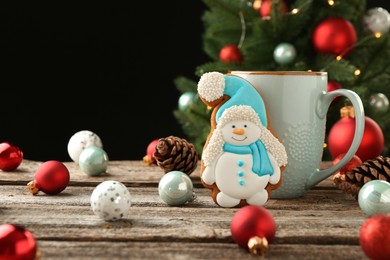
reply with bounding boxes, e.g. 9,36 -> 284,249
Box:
221,120 -> 260,146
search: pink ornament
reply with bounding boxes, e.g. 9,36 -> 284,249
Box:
27,160 -> 70,195
0,142 -> 23,171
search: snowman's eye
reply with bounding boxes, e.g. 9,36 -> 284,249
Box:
232,125 -> 236,128
244,125 -> 247,128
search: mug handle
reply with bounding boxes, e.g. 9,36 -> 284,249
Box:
306,89 -> 365,189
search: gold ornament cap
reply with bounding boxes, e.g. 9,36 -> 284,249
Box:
27,181 -> 39,195
248,236 -> 268,256
340,106 -> 355,119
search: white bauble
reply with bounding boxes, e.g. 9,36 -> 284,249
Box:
90,180 -> 131,221
364,7 -> 390,34
67,130 -> 103,163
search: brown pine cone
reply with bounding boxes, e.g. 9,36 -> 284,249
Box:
333,155 -> 390,199
153,136 -> 199,175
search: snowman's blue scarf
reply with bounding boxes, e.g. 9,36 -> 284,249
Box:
223,140 -> 274,176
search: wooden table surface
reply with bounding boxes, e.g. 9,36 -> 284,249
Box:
0,160 -> 369,260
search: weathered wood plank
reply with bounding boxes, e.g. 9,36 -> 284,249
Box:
36,241 -> 367,260
0,184 -> 360,210
0,160 -> 336,188
0,202 -> 365,245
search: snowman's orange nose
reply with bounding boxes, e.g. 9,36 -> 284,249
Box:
232,129 -> 245,135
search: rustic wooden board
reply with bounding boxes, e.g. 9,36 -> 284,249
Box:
37,241 -> 366,260
0,160 -> 369,259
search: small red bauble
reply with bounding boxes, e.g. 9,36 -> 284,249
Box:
327,80 -> 342,104
259,0 -> 288,17
312,17 -> 357,56
327,106 -> 384,162
0,142 -> 23,171
27,160 -> 70,195
219,45 -> 243,64
143,139 -> 160,166
230,205 -> 276,256
359,214 -> 390,260
332,153 -> 362,176
0,224 -> 37,260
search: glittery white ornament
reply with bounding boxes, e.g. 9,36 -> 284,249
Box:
90,180 -> 131,221
364,7 -> 390,34
67,130 -> 103,163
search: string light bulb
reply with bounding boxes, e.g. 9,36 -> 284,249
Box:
252,0 -> 262,11
328,0 -> 335,6
336,55 -> 342,61
354,69 -> 361,76
291,8 -> 299,14
374,32 -> 382,38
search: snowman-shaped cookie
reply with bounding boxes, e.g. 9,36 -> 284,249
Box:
197,71 -> 288,208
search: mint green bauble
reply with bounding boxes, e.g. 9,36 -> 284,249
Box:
178,92 -> 196,111
358,180 -> 390,216
273,43 -> 296,65
79,146 -> 109,176
158,171 -> 195,206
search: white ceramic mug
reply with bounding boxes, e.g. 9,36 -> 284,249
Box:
229,71 -> 365,199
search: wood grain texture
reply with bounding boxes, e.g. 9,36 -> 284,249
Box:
0,160 -> 368,259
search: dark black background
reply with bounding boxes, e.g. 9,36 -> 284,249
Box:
0,2 -> 208,161
1,1 -> 389,162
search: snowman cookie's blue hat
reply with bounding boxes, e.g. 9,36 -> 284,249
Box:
198,72 -> 268,127
220,75 -> 267,127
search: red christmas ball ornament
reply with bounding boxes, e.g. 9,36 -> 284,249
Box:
359,214 -> 390,259
312,17 -> 357,56
143,139 -> 160,166
331,153 -> 362,176
27,160 -> 70,195
219,45 -> 243,64
327,106 -> 384,162
0,142 -> 23,171
0,224 -> 37,260
230,205 -> 276,256
259,0 -> 288,18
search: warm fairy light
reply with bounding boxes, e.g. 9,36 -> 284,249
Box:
336,55 -> 342,61
207,106 -> 212,110
323,143 -> 327,148
375,32 -> 382,38
354,69 -> 361,76
328,0 -> 335,6
252,0 -> 262,10
291,8 -> 299,14
307,69 -> 312,72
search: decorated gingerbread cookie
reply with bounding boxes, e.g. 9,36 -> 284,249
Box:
197,71 -> 288,208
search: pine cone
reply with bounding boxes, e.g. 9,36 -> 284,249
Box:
333,155 -> 390,199
153,136 -> 199,175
